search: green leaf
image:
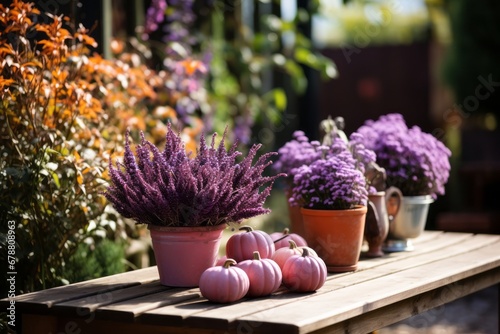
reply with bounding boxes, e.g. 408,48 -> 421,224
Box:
266,106 -> 281,124
295,47 -> 316,66
45,148 -> 61,155
50,171 -> 61,189
272,88 -> 287,111
283,61 -> 306,93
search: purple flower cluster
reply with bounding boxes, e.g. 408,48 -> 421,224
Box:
105,124 -> 283,226
274,129 -> 378,201
289,150 -> 368,210
143,0 -> 167,38
275,131 -> 371,210
273,131 -> 322,183
142,0 -> 211,128
348,133 -> 377,176
353,113 -> 451,198
160,0 -> 196,49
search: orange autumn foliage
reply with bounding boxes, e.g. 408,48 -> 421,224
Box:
0,0 -> 204,292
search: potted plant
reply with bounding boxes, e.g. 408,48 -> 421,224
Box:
288,137 -> 370,272
352,113 -> 452,251
105,124 -> 282,286
273,131 -> 323,235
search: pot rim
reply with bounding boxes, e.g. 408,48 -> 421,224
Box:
368,191 -> 386,197
148,224 -> 227,233
300,205 -> 367,217
401,195 -> 434,204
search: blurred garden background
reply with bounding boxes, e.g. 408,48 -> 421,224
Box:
1,0 -> 499,331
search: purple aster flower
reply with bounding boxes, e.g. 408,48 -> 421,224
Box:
274,127 -> 379,195
273,131 -> 322,184
289,155 -> 368,210
353,113 -> 451,198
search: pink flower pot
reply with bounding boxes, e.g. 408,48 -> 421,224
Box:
149,224 -> 226,287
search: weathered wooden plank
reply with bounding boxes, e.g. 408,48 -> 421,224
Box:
9,231 -> 500,334
138,233 -> 496,330
356,231 -> 473,271
51,281 -> 168,316
329,233 -> 499,288
406,230 -> 444,244
95,287 -> 202,322
22,314 -> 58,334
331,231 -> 450,280
135,231 -> 456,328
310,267 -> 500,334
140,297 -> 223,327
21,314 -> 228,334
1,266 -> 159,313
235,240 -> 500,333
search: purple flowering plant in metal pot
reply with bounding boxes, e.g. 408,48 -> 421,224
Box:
352,113 -> 451,199
105,123 -> 282,227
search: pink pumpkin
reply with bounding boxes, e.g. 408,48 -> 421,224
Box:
226,226 -> 275,262
215,255 -> 228,266
271,228 -> 308,249
236,251 -> 282,297
282,248 -> 327,292
271,240 -> 318,270
199,259 -> 249,303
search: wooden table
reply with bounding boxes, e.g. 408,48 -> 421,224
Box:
4,231 -> 500,334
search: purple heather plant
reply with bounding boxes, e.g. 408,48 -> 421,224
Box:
105,124 -> 283,227
289,150 -> 368,210
352,113 -> 451,198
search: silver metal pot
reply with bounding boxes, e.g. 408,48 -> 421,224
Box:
383,194 -> 434,252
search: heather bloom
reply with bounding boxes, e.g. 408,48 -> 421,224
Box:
289,152 -> 368,210
353,113 -> 451,198
105,124 -> 284,226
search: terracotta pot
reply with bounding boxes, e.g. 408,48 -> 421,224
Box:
285,189 -> 306,237
148,224 -> 226,287
300,206 -> 367,272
